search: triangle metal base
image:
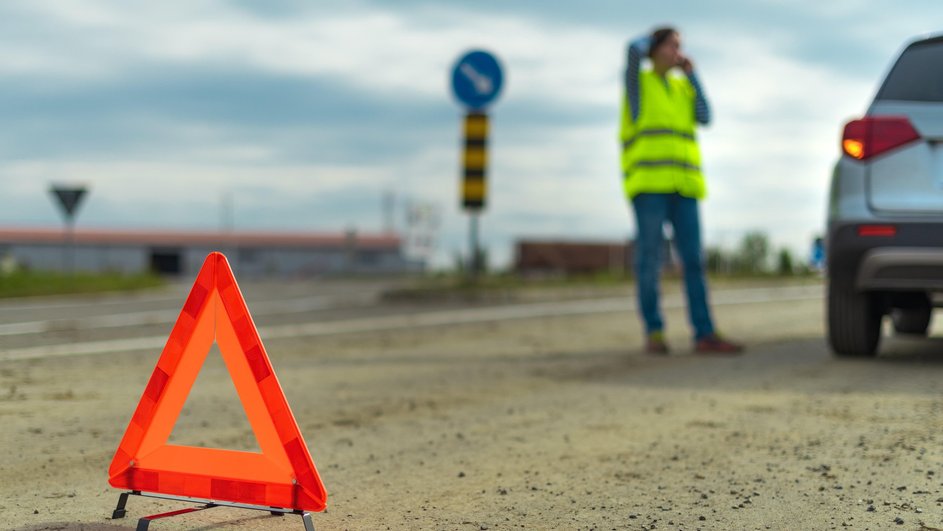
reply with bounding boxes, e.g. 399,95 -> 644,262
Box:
111,490 -> 315,531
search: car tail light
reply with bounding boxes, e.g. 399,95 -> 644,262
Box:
857,224 -> 897,237
842,116 -> 921,161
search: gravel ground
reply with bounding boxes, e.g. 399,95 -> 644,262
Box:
2,284 -> 943,530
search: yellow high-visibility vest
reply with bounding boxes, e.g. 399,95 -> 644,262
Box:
620,70 -> 706,199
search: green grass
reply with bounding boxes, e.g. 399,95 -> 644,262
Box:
0,271 -> 164,299
438,269 -> 820,288
384,270 -> 823,302
392,270 -> 628,294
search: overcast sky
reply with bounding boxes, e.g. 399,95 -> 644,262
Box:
0,1 -> 938,268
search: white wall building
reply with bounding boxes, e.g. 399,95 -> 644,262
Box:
0,227 -> 413,277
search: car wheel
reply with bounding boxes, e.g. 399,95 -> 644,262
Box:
891,295 -> 932,336
827,281 -> 882,357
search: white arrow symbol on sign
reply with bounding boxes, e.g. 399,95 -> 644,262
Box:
460,62 -> 493,95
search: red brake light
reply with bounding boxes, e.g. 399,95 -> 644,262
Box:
857,224 -> 897,237
842,116 -> 920,161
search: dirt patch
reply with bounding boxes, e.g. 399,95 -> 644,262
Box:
3,296 -> 943,529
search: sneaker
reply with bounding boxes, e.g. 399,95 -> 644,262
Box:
646,331 -> 670,355
695,333 -> 744,355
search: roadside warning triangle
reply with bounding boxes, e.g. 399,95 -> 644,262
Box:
108,252 -> 327,511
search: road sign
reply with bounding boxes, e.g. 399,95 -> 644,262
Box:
50,186 -> 87,218
451,50 -> 502,282
49,184 -> 88,275
462,112 -> 488,210
451,50 -> 504,110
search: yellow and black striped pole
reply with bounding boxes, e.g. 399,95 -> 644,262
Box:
461,111 -> 489,279
462,111 -> 488,210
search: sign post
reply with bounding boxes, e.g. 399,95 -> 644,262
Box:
451,49 -> 503,281
49,184 -> 88,275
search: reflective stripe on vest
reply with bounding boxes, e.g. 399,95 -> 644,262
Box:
619,70 -> 706,200
621,128 -> 696,151
630,159 -> 701,171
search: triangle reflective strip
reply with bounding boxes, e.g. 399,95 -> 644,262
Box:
108,252 -> 327,511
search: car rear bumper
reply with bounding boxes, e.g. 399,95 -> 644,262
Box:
827,221 -> 943,291
856,248 -> 943,290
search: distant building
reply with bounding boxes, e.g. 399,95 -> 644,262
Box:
0,227 -> 413,277
514,238 -> 682,276
514,239 -> 634,276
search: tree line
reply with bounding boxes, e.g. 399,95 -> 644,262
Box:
704,231 -> 812,276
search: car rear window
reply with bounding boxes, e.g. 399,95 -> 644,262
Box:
876,39 -> 943,102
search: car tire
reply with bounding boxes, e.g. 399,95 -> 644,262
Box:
891,295 -> 932,336
827,281 -> 881,357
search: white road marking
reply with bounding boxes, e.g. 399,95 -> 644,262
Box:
0,285 -> 822,362
0,291 -> 186,313
0,294 -> 378,336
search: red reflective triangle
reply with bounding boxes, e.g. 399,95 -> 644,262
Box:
108,252 -> 327,511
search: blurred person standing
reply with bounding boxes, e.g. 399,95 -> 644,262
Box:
620,27 -> 743,355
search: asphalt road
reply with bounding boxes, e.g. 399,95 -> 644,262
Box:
2,278 -> 943,530
0,280 -> 821,361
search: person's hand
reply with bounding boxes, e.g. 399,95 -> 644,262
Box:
678,53 -> 694,74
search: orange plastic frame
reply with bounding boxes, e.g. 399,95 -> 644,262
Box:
108,252 -> 327,511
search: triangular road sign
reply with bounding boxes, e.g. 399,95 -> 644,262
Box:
50,186 -> 87,218
108,252 -> 327,512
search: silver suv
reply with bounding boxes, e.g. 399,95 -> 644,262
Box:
827,34 -> 943,357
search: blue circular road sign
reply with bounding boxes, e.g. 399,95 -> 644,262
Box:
451,50 -> 504,110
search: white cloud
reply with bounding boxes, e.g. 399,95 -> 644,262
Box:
0,0 -> 924,268
691,29 -> 876,255
4,0 -> 627,105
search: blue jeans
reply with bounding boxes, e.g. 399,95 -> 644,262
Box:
631,193 -> 715,340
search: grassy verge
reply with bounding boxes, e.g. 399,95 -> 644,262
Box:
384,271 -> 823,302
0,271 -> 164,299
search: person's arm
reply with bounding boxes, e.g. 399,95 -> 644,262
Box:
686,70 -> 711,126
625,35 -> 651,123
